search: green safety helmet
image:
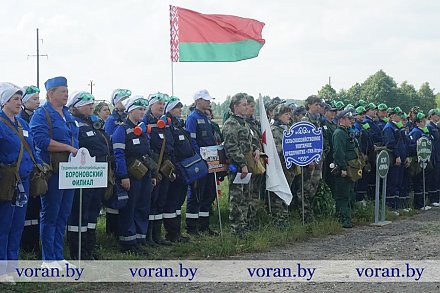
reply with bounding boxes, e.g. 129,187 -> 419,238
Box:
355,99 -> 367,108
365,102 -> 377,111
334,100 -> 345,110
344,104 -> 354,110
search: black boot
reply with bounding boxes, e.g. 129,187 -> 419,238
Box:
164,218 -> 179,242
68,231 -> 88,260
152,220 -> 172,246
86,229 -> 99,260
176,215 -> 190,242
199,217 -> 218,236
186,217 -> 199,236
106,210 -> 119,237
146,221 -> 158,247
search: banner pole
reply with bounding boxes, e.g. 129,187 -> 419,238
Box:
214,172 -> 223,238
78,188 -> 83,264
374,174 -> 380,224
301,166 -> 305,225
423,166 -> 426,210
171,61 -> 174,96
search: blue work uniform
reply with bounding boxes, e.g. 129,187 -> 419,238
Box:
67,114 -> 111,259
185,109 -> 216,232
17,109 -> 41,253
163,116 -> 194,241
427,121 -> 440,205
0,112 -> 38,274
30,102 -> 79,261
112,118 -> 153,250
408,127 -> 432,209
383,121 -> 406,210
142,110 -> 174,243
103,109 -> 126,236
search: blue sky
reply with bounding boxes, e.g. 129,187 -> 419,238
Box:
1,0 -> 439,105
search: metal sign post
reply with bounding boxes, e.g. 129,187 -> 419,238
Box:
59,148 -> 108,264
417,136 -> 432,211
200,145 -> 227,237
282,121 -> 323,225
372,150 -> 392,226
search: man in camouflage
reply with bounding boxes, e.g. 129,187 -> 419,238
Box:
299,95 -> 323,223
223,93 -> 261,237
270,103 -> 297,227
321,102 -> 338,194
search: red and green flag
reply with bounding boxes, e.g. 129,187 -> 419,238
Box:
170,5 -> 265,62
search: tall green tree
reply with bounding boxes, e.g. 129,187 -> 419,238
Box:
417,82 -> 436,113
360,70 -> 398,106
346,83 -> 362,104
396,81 -> 418,112
318,84 -> 337,101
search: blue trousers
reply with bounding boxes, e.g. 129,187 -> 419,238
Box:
386,164 -> 404,210
164,173 -> 188,219
20,194 -> 40,252
67,187 -> 104,234
0,179 -> 29,274
186,173 -> 216,220
40,174 -> 74,261
149,176 -> 170,222
119,172 -> 152,248
427,163 -> 440,204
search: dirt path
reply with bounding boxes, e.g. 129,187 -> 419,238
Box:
85,208 -> 440,292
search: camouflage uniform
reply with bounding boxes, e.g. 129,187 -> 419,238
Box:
270,104 -> 297,228
223,113 -> 260,235
246,115 -> 265,203
299,111 -> 323,223
322,116 -> 337,193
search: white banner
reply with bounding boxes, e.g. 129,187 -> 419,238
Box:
1,260 -> 436,282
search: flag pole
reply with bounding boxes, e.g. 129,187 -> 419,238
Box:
171,60 -> 174,96
169,4 -> 175,96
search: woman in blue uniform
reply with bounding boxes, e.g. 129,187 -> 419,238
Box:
104,89 -> 131,237
112,96 -> 156,252
163,96 -> 192,242
0,83 -> 39,283
66,91 -> 111,259
18,85 -> 42,254
30,76 -> 79,269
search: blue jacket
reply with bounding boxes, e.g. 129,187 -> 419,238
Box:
383,121 -> 406,160
185,109 -> 216,153
143,110 -> 175,162
168,116 -> 194,162
408,127 -> 432,158
30,102 -> 79,164
0,111 -> 38,179
364,116 -> 383,144
353,120 -> 374,154
112,118 -> 153,179
73,115 -> 111,162
427,121 -> 440,163
376,118 -> 388,132
105,109 -> 126,136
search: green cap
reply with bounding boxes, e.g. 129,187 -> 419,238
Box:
377,103 -> 388,111
355,99 -> 367,108
414,112 -> 426,122
366,102 -> 377,110
400,112 -> 409,119
355,106 -> 367,115
344,104 -> 354,110
334,101 -> 345,110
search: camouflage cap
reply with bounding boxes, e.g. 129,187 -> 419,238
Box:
230,92 -> 248,110
323,103 -> 337,112
267,96 -> 286,111
410,106 -> 421,114
294,105 -> 307,116
273,103 -> 291,118
377,103 -> 388,111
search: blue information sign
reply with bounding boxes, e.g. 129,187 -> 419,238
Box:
282,121 -> 323,168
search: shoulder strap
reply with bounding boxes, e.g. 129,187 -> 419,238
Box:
0,117 -> 38,165
156,136 -> 166,171
0,117 -> 27,174
44,107 -> 53,139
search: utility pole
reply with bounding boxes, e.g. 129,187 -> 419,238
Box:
328,76 -> 331,86
88,80 -> 95,94
27,28 -> 48,88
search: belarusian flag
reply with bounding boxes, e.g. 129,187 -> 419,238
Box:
170,5 -> 265,62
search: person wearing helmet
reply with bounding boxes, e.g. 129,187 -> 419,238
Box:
376,103 -> 389,131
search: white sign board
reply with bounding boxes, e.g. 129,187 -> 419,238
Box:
59,147 -> 108,189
